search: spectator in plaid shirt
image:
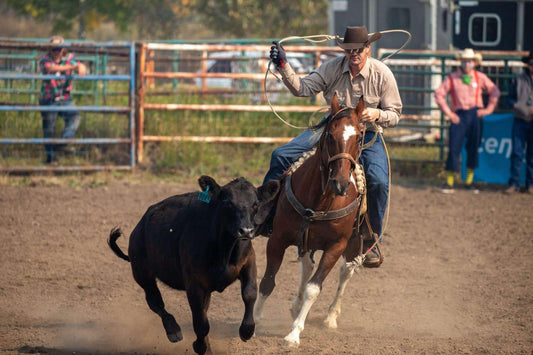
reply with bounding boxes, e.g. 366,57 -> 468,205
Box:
39,35 -> 86,164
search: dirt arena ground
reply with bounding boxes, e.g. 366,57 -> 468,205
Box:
1,178 -> 531,354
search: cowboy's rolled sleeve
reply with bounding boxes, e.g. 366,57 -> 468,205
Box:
278,63 -> 326,96
375,68 -> 402,128
278,56 -> 402,129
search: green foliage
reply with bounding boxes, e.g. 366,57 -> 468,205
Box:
4,0 -> 328,40
5,0 -> 134,37
192,0 -> 328,38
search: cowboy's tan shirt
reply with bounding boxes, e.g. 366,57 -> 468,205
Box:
278,56 -> 402,129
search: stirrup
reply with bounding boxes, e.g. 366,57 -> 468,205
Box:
362,234 -> 384,268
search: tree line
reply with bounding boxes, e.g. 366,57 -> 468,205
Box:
5,0 -> 328,40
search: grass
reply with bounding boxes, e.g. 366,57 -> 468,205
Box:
1,79 -> 446,185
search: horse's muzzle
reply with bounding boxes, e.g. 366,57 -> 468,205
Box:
330,178 -> 350,196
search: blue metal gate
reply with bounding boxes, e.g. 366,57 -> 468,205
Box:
0,40 -> 136,172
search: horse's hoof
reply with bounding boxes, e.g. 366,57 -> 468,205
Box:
282,335 -> 300,347
167,331 -> 183,343
323,317 -> 338,329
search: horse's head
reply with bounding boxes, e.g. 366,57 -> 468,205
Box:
319,94 -> 365,196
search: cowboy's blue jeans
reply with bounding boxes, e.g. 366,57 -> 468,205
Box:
509,117 -> 533,189
40,99 -> 80,161
263,129 -> 389,236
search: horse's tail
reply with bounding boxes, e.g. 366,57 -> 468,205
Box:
108,227 -> 130,262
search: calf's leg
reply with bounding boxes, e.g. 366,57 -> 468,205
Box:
133,267 -> 182,342
187,287 -> 212,355
254,236 -> 287,321
239,254 -> 257,341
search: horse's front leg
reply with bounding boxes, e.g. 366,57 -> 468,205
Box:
323,256 -> 363,329
254,235 -> 287,322
238,251 -> 257,341
283,241 -> 347,347
291,252 -> 315,319
324,234 -> 363,329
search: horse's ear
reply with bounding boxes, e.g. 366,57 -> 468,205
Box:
355,96 -> 365,117
198,175 -> 221,199
331,92 -> 340,114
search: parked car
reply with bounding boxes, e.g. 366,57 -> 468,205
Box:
194,51 -> 310,90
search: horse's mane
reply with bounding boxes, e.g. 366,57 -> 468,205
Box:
284,148 -> 317,176
285,105 -> 355,177
309,105 -> 353,132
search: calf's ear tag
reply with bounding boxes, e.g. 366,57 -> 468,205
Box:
198,186 -> 211,203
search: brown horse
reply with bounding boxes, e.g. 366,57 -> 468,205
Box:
254,94 -> 366,346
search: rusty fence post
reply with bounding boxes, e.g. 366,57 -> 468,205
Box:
136,42 -> 146,163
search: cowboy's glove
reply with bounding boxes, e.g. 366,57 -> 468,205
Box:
361,107 -> 380,122
270,41 -> 287,67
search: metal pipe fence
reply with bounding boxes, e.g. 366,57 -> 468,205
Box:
135,42 -> 344,163
1,39 -> 528,172
378,48 -> 528,162
0,40 -> 135,172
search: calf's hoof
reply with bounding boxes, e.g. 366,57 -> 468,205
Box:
167,331 -> 183,343
239,322 -> 255,341
163,314 -> 182,342
193,339 -> 209,354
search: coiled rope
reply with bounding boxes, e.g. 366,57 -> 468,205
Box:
263,29 -> 412,239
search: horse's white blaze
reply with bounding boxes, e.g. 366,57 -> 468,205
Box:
350,173 -> 356,186
343,125 -> 357,143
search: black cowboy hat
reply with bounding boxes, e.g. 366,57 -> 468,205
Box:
521,50 -> 533,64
335,26 -> 382,50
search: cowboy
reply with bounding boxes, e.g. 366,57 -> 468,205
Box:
435,48 -> 500,193
264,26 -> 402,267
504,50 -> 533,194
39,35 -> 87,164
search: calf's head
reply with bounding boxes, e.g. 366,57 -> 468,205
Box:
198,176 -> 279,239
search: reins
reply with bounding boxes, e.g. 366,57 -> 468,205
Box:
285,173 -> 361,257
286,107 -> 366,256
265,30 -> 410,255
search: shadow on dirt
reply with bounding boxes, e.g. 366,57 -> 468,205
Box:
16,345 -> 161,355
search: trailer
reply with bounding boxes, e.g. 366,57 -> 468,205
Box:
329,0 -> 531,51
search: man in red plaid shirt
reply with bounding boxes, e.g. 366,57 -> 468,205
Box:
39,35 -> 87,164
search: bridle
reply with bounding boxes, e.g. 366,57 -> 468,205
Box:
285,105 -> 365,257
318,106 -> 363,194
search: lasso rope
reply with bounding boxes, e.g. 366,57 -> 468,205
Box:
263,30 -> 412,129
263,29 -> 411,239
